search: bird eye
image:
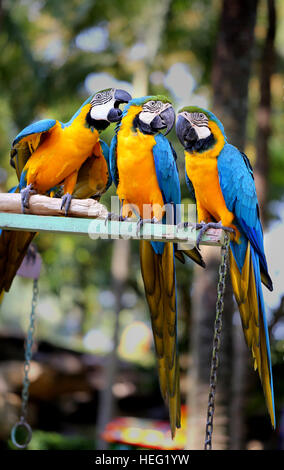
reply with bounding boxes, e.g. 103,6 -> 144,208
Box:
199,113 -> 206,119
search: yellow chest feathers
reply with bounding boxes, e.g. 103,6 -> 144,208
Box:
116,107 -> 164,212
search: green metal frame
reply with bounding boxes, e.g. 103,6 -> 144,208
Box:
0,212 -> 224,246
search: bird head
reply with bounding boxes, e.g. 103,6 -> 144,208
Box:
124,95 -> 176,136
176,106 -> 226,153
86,88 -> 132,130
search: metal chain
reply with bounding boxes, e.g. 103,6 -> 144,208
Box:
11,279 -> 38,449
204,233 -> 230,450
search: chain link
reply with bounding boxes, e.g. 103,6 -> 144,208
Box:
11,279 -> 38,449
204,233 -> 230,450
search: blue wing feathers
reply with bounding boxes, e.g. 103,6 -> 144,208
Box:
153,134 -> 181,207
99,140 -> 112,190
218,143 -> 271,284
13,119 -> 57,146
185,165 -> 196,201
109,134 -> 119,187
151,134 -> 181,256
250,245 -> 275,418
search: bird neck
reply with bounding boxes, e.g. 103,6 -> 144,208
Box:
119,105 -> 143,135
189,121 -> 226,159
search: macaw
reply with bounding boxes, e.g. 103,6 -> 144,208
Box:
109,96 -> 205,437
55,139 -> 111,200
0,88 -> 131,295
176,106 -> 275,427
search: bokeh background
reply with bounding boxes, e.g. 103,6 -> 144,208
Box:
0,0 -> 283,450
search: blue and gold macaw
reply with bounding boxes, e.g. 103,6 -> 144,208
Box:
0,88 -> 131,294
176,106 -> 275,427
109,96 -> 205,437
55,139 -> 111,200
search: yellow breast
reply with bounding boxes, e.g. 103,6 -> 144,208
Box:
116,107 -> 164,219
185,151 -> 235,227
25,105 -> 99,192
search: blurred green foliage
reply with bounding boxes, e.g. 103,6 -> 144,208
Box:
0,0 -> 283,358
0,0 -> 284,448
8,429 -> 94,450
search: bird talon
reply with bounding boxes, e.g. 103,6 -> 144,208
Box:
104,212 -> 119,226
20,184 -> 36,213
104,212 -> 131,226
61,193 -> 72,216
136,217 -> 159,236
195,221 -> 234,249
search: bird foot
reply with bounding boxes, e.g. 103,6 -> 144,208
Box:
20,184 -> 36,213
104,212 -> 131,226
136,217 -> 159,236
61,193 -> 72,216
195,221 -> 235,250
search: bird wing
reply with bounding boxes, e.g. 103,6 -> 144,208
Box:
72,140 -> 111,200
217,144 -> 271,288
11,119 -> 57,181
217,143 -> 275,427
152,134 -> 181,210
185,166 -> 196,202
109,132 -> 119,187
99,139 -> 112,192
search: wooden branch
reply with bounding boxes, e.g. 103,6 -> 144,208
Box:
0,193 -> 225,246
0,193 -> 108,219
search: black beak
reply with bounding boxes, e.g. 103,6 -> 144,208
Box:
151,105 -> 176,135
107,89 -> 132,123
176,115 -> 198,149
114,89 -> 132,104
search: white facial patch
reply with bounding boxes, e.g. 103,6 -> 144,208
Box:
139,110 -> 156,125
139,101 -> 171,126
179,111 -> 211,140
90,98 -> 116,121
192,124 -> 211,139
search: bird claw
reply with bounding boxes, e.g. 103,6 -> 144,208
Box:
61,193 -> 72,216
20,184 -> 36,213
136,217 -> 159,236
104,212 -> 131,226
195,221 -> 235,250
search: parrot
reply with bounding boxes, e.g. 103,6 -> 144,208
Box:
0,88 -> 131,295
176,105 -> 275,428
55,139 -> 111,200
109,96 -> 205,437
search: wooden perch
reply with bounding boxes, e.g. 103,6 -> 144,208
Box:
0,193 -> 225,246
0,193 -> 108,219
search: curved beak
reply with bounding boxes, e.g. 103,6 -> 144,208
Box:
151,105 -> 176,135
176,114 -> 198,148
114,89 -> 132,104
107,89 -> 132,123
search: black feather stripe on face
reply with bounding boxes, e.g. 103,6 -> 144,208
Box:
186,133 -> 215,152
85,111 -> 109,131
90,89 -> 114,107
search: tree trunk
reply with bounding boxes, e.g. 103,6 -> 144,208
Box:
187,0 -> 258,450
96,239 -> 130,450
254,0 -> 276,218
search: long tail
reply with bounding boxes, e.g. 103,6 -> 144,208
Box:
140,240 -> 180,437
229,240 -> 275,427
0,186 -> 36,294
0,230 -> 36,294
